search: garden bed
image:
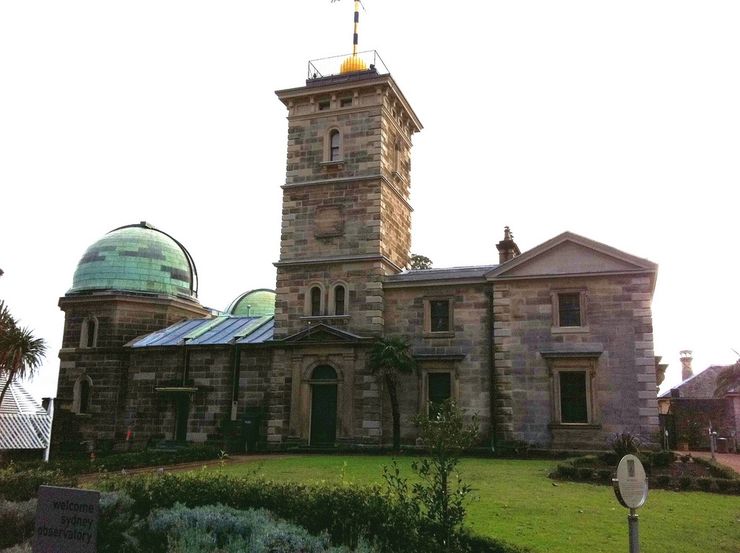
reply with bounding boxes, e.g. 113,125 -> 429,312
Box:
550,451 -> 740,494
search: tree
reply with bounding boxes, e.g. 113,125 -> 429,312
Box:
0,300 -> 47,407
368,337 -> 416,451
412,400 -> 479,550
714,359 -> 740,398
383,400 -> 479,551
409,254 -> 432,270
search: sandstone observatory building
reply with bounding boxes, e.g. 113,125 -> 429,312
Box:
53,52 -> 660,453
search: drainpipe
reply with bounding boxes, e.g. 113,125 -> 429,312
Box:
488,285 -> 497,453
181,338 -> 190,386
231,342 -> 241,421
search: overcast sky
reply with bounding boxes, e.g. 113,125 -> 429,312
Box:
1,1 -> 738,400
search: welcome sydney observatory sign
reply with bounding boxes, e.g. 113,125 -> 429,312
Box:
33,486 -> 99,552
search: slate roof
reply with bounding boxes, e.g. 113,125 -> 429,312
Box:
0,374 -> 51,450
129,315 -> 274,347
658,365 -> 730,399
385,265 -> 498,284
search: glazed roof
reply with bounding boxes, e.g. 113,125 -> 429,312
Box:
129,315 -> 274,347
0,374 -> 51,450
68,222 -> 198,300
226,289 -> 276,317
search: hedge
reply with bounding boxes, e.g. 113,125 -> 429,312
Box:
100,471 -> 528,553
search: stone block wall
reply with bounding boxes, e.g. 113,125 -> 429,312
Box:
383,283 -> 490,445
494,274 -> 659,449
55,348 -> 129,449
59,296 -> 207,349
274,260 -> 388,338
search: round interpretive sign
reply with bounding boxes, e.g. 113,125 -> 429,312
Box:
613,454 -> 648,509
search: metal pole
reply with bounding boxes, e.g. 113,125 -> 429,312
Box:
628,509 -> 640,553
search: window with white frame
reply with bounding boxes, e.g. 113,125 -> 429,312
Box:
73,374 -> 93,414
79,317 -> 98,348
328,129 -> 342,162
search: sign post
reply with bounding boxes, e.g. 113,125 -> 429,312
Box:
612,454 -> 648,553
33,486 -> 99,553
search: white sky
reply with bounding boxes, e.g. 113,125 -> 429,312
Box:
1,1 -> 738,400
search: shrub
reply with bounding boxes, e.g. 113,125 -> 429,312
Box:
101,472 -> 418,553
0,498 -> 36,549
459,531 -> 533,553
98,492 -> 146,553
696,477 -> 713,492
577,467 -> 594,481
149,503 -> 372,553
0,466 -> 77,501
655,475 -> 672,488
609,432 -> 641,458
714,478 -> 738,494
678,476 -> 693,490
572,455 -> 599,467
553,465 -> 577,479
691,457 -> 739,480
653,450 -> 675,468
596,469 -> 613,484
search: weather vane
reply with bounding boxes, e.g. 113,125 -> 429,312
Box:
331,0 -> 366,56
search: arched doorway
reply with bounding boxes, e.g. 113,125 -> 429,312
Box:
310,365 -> 337,445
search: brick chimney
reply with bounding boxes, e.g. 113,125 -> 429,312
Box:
496,226 -> 521,264
680,350 -> 694,381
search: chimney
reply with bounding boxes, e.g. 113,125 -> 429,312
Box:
496,226 -> 521,264
679,350 -> 693,381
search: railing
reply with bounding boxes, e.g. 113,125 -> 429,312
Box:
307,50 -> 389,80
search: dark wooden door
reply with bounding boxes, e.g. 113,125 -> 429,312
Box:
310,384 -> 337,445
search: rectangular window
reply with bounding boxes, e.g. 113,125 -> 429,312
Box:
428,373 -> 451,418
318,99 -> 330,111
429,300 -> 450,332
559,371 -> 588,423
340,97 -> 352,107
558,292 -> 582,327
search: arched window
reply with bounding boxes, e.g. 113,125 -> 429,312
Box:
79,317 -> 98,348
329,129 -> 341,161
73,375 -> 93,414
311,286 -> 322,316
334,285 -> 346,316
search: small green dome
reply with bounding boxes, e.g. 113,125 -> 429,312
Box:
227,289 -> 276,317
68,222 -> 198,300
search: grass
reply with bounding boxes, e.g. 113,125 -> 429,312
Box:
211,454 -> 739,553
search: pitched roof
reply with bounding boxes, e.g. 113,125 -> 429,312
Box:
658,365 -> 729,399
385,265 -> 498,286
0,374 -> 51,450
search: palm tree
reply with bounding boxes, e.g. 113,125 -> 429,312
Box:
714,359 -> 740,398
0,302 -> 47,407
368,336 -> 416,451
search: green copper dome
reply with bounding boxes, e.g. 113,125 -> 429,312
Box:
227,289 -> 276,317
68,222 -> 198,300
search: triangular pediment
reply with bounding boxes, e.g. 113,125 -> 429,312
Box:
487,232 -> 657,280
279,323 -> 369,344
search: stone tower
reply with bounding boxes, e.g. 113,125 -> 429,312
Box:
273,58 -> 422,338
54,222 -> 208,449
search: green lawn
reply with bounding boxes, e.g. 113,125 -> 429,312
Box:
213,455 -> 739,553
